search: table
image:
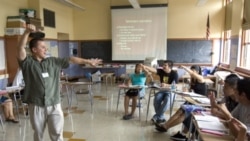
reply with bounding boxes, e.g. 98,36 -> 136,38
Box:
188,112 -> 234,141
61,81 -> 94,113
116,84 -> 146,121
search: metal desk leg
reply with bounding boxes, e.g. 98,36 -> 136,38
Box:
13,91 -> 20,121
65,85 -> 71,113
116,88 -> 122,116
88,84 -> 93,113
146,89 -> 154,122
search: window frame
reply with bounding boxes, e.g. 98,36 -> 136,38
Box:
236,29 -> 250,75
221,30 -> 231,67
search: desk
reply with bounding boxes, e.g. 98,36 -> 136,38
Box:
62,81 -> 94,113
116,84 -> 146,121
188,112 -> 234,141
145,86 -> 176,122
0,87 -> 24,125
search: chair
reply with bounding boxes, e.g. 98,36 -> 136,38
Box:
116,73 -> 149,121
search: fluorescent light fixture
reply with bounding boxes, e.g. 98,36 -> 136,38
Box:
196,0 -> 207,6
128,0 -> 141,9
54,0 -> 85,11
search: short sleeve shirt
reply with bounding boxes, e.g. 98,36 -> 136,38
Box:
19,56 -> 69,106
157,69 -> 178,84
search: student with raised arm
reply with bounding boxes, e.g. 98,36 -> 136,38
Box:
123,64 -> 148,120
142,60 -> 178,124
154,65 -> 206,140
215,78 -> 250,141
17,24 -> 102,141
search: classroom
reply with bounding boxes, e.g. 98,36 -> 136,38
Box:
0,0 -> 250,141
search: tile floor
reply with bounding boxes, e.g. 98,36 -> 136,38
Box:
0,82 -> 185,141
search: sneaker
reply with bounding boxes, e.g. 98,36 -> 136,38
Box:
170,131 -> 187,141
155,123 -> 167,132
151,118 -> 157,124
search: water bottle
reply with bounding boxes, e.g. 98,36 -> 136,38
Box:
171,80 -> 176,92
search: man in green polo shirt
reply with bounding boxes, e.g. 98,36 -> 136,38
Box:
17,24 -> 102,141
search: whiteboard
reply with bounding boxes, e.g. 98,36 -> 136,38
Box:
0,39 -> 6,70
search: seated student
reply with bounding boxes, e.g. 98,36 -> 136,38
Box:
123,64 -> 148,120
0,95 -> 19,123
157,73 -> 240,141
215,78 -> 250,140
142,60 -> 178,124
154,65 -> 206,133
209,73 -> 240,118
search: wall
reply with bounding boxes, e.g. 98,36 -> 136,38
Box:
229,0 -> 244,69
72,0 -> 224,40
0,0 -> 28,36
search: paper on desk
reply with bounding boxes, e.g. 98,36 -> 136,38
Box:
194,115 -> 220,122
179,92 -> 206,97
192,97 -> 210,104
197,120 -> 228,132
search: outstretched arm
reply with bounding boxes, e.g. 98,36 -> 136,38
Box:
17,24 -> 36,61
69,57 -> 102,67
141,64 -> 157,74
180,65 -> 204,83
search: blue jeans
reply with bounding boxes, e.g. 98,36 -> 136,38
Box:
153,91 -> 172,120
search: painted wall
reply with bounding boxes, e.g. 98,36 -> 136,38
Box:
0,0 -> 27,36
72,0 -> 225,40
229,0 -> 244,69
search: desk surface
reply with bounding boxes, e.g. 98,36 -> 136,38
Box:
192,113 -> 234,141
183,97 -> 210,107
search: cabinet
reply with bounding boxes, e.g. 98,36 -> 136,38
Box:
5,35 -> 21,84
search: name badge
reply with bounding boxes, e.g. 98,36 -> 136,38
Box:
42,72 -> 49,78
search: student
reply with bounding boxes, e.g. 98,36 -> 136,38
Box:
154,65 -> 206,134
0,94 -> 19,123
209,73 -> 239,118
156,73 -> 240,141
17,24 -> 102,141
123,64 -> 148,120
180,65 -> 206,95
216,78 -> 250,140
142,60 -> 178,124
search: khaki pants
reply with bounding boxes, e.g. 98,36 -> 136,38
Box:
29,103 -> 64,141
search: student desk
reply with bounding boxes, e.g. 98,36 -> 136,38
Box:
0,86 -> 24,125
188,112 -> 234,141
116,84 -> 147,121
61,81 -> 94,113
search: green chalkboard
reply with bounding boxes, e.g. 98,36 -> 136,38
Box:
167,39 -> 212,64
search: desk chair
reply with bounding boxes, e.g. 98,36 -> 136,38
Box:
116,86 -> 146,121
62,81 -> 94,114
145,87 -> 176,122
116,73 -> 149,121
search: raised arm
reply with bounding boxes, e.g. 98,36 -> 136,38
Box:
17,24 -> 36,61
141,64 -> 157,74
69,57 -> 102,67
180,65 -> 205,83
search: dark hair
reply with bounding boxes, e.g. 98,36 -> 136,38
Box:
190,65 -> 202,75
134,64 -> 140,73
224,73 -> 241,87
29,38 -> 44,53
163,60 -> 173,68
237,78 -> 250,100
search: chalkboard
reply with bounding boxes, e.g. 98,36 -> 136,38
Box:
167,40 -> 212,64
81,41 -> 112,63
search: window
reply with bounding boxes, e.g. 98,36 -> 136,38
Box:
239,29 -> 250,69
43,9 -> 55,28
221,30 -> 231,64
